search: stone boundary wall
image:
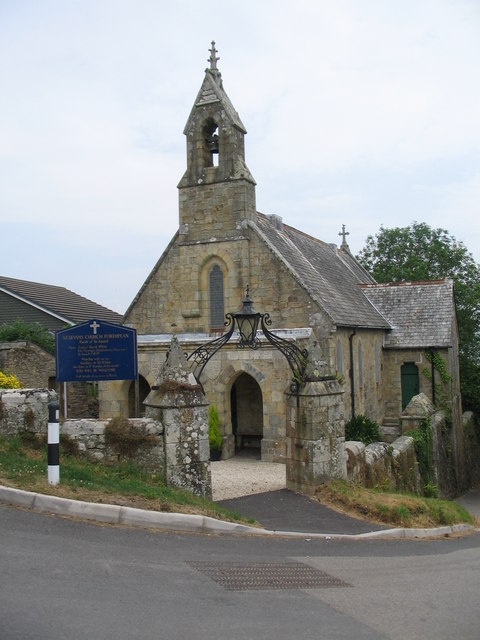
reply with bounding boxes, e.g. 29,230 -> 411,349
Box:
62,418 -> 165,471
0,388 -> 56,437
1,338 -> 212,500
345,435 -> 420,493
463,411 -> 480,487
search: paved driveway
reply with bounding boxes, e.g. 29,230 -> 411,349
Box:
211,453 -> 286,500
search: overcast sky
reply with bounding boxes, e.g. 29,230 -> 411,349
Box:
1,0 -> 479,314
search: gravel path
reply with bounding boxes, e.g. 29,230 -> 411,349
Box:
211,455 -> 286,501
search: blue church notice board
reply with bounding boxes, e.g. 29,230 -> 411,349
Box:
55,320 -> 138,382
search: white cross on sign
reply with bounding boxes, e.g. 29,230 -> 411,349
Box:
90,321 -> 100,335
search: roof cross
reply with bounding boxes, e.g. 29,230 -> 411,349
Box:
338,224 -> 350,248
208,41 -> 220,70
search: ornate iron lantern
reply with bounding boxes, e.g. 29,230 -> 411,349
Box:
234,287 -> 261,348
187,287 -> 309,395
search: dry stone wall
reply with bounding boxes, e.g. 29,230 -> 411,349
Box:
0,388 -> 56,436
345,436 -> 420,493
62,418 -> 164,469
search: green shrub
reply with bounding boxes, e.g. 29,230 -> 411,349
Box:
208,405 -> 222,451
423,481 -> 438,498
345,414 -> 381,445
406,418 -> 436,494
104,416 -> 159,461
0,320 -> 55,355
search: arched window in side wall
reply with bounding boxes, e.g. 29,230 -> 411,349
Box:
358,340 -> 363,389
336,339 -> 343,377
209,264 -> 225,330
375,340 -> 380,384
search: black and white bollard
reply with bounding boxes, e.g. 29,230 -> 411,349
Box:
48,400 -> 60,486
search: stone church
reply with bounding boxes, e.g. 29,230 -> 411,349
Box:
99,44 -> 462,487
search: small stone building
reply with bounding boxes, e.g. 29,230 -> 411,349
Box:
99,45 -> 463,481
0,276 -> 123,418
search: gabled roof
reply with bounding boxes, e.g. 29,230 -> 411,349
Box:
361,279 -> 455,348
0,275 -> 123,326
183,67 -> 247,135
252,214 -> 391,329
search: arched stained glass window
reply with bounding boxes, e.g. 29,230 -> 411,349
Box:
209,265 -> 224,329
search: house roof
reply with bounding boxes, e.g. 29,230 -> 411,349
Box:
360,279 -> 455,348
253,213 -> 391,329
0,275 -> 123,326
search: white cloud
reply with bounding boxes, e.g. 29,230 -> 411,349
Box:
1,0 -> 479,312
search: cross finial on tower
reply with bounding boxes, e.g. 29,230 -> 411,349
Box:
208,41 -> 220,70
338,224 -> 350,249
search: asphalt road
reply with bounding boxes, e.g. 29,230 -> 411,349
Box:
1,504 -> 479,640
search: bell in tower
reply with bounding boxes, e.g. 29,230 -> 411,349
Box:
209,133 -> 219,155
178,42 -> 256,240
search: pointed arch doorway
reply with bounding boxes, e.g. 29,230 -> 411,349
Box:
230,373 -> 264,454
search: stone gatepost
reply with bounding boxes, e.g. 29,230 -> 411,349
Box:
143,336 -> 212,499
286,378 -> 347,495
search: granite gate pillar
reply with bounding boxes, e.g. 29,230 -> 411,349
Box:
286,378 -> 347,495
143,336 -> 212,499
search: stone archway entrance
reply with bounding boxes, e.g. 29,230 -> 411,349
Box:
230,372 -> 263,453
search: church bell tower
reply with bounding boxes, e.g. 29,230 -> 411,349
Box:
178,42 -> 256,242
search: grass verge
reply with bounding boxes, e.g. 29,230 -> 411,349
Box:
0,436 -> 255,525
315,479 -> 475,528
0,436 -> 475,530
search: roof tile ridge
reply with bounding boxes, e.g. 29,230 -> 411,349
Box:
252,215 -> 340,294
1,274 -> 68,293
246,218 -> 336,325
0,284 -> 74,324
360,278 -> 447,289
335,248 -> 377,285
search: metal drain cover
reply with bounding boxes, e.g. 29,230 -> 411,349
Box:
187,561 -> 352,591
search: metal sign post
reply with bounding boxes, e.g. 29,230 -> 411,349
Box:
48,401 -> 60,486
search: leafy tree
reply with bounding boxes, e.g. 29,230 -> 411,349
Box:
0,320 -> 55,355
357,222 -> 480,414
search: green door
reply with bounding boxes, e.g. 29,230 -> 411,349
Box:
401,362 -> 419,410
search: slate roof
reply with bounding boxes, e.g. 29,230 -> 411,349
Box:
361,279 -> 455,348
252,213 -> 391,329
184,67 -> 247,135
0,275 -> 123,325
